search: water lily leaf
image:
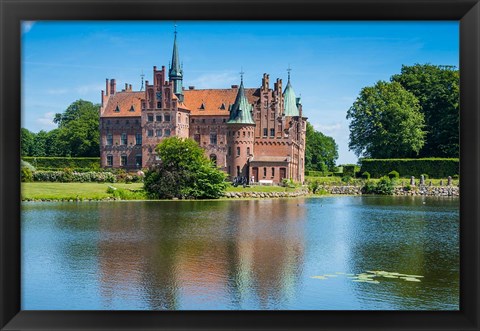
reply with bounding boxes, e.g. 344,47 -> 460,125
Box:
382,275 -> 399,278
404,274 -> 424,278
401,277 -> 421,282
324,274 -> 337,277
335,272 -> 346,275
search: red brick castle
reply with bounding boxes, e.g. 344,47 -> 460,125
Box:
100,30 -> 307,184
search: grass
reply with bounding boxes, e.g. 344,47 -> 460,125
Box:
22,182 -> 145,200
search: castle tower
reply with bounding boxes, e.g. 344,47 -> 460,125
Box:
169,26 -> 184,102
283,69 -> 299,117
226,76 -> 255,180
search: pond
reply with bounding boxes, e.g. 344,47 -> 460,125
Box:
21,196 -> 459,310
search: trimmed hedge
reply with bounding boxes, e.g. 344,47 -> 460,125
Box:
360,158 -> 459,178
23,157 -> 100,170
343,165 -> 356,177
305,170 -> 333,177
33,171 -> 116,183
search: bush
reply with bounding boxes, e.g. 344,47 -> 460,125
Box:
421,173 -> 429,180
404,183 -> 412,191
21,160 -> 36,172
388,170 -> 400,179
362,180 -> 376,194
361,171 -> 371,180
375,176 -> 395,195
341,176 -> 352,184
453,174 -> 459,179
360,158 -> 459,178
342,164 -> 357,177
21,167 -> 33,182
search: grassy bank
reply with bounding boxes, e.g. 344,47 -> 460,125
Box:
22,182 -> 144,200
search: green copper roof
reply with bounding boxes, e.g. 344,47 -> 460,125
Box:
227,80 -> 255,124
283,78 -> 299,117
169,32 -> 182,78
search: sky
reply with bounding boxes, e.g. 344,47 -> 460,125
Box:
21,21 -> 459,164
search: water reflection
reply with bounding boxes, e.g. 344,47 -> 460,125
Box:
21,197 -> 459,310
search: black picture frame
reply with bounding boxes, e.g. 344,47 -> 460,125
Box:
1,0 -> 479,330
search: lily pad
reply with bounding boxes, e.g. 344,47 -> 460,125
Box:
401,277 -> 421,282
324,274 -> 338,277
311,276 -> 328,280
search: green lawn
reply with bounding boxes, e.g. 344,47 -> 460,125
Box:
22,182 -> 144,200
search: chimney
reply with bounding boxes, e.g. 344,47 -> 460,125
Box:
125,83 -> 128,90
262,73 -> 269,90
153,66 -> 157,71
189,86 -> 195,90
129,84 -> 132,91
101,90 -> 104,107
231,85 -> 239,89
105,79 -> 109,96
110,79 -> 116,95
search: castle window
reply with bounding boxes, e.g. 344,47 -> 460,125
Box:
228,166 -> 231,175
164,114 -> 171,122
223,119 -> 226,123
135,155 -> 142,168
263,167 -> 267,177
243,131 -> 245,137
236,147 -> 240,156
106,133 -> 113,146
246,147 -> 250,156
191,119 -> 195,123
126,120 -> 129,124
157,102 -> 162,108
263,128 -> 267,137
114,105 -> 120,112
210,133 -> 217,145
121,133 -> 127,145
228,146 -> 231,156
130,105 -> 135,112
116,120 -> 119,124
147,114 -> 154,122
237,166 -> 240,177
135,133 -> 142,145
202,119 -> 206,123
165,129 -> 171,137
147,129 -> 154,137
271,167 -> 275,177
156,129 -> 163,137
186,117 -> 188,124
270,128 -> 275,137
237,131 -> 240,138
142,102 -> 145,109
107,155 -> 113,167
210,154 -> 217,165
156,115 -> 162,122
194,134 -> 200,143
121,155 -> 127,166
135,119 -> 139,124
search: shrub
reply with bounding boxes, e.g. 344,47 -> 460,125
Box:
341,176 -> 352,184
33,170 -> 116,183
375,176 -> 395,195
388,170 -> 400,179
361,171 -> 371,180
420,173 -> 429,180
362,180 -> 376,194
342,165 -> 357,177
21,160 -> 36,171
21,167 -> 33,182
404,183 -> 412,191
453,174 -> 459,179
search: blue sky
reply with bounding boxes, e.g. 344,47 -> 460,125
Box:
22,21 -> 458,164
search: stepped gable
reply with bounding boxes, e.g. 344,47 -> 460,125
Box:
183,88 -> 259,116
102,91 -> 143,117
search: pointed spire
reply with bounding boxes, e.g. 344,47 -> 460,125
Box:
228,75 -> 255,125
283,67 -> 299,117
169,24 -> 181,78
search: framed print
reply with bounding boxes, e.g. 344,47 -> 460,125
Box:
1,0 -> 479,330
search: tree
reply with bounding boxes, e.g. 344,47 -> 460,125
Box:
54,100 -> 100,157
30,130 -> 48,157
391,64 -> 459,157
347,81 -> 426,158
144,137 -> 227,199
21,128 -> 35,157
305,123 -> 338,172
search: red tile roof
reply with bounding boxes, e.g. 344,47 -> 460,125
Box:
101,91 -> 143,117
183,88 -> 260,116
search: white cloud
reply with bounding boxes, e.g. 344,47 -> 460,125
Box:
75,84 -> 104,95
22,21 -> 35,34
313,122 -> 343,136
46,88 -> 68,95
35,112 -> 57,130
189,71 -> 237,89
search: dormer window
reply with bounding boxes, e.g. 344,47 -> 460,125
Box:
129,105 -> 135,112
114,105 -> 120,112
199,103 -> 205,110
220,103 -> 226,110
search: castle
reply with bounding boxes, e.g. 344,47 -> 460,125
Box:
99,30 -> 307,184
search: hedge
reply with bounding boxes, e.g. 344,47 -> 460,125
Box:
32,170 -> 116,183
305,170 -> 333,177
360,158 -> 459,178
23,157 -> 100,170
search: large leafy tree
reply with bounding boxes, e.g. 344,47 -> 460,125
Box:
391,64 -> 459,157
305,123 -> 338,172
54,100 -> 100,157
144,137 -> 227,199
21,128 -> 35,157
347,81 -> 426,158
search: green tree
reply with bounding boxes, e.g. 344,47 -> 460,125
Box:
144,137 -> 227,199
305,122 -> 338,172
30,130 -> 48,156
347,81 -> 426,158
21,128 -> 35,156
391,64 -> 459,157
54,100 -> 100,157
